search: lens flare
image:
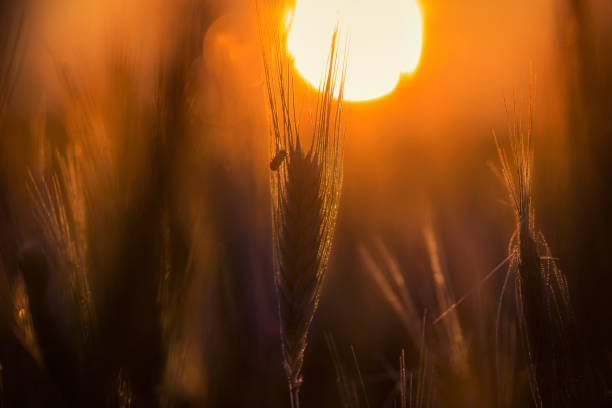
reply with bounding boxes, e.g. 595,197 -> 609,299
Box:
286,0 -> 423,102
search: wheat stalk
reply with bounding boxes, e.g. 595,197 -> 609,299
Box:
259,2 -> 346,406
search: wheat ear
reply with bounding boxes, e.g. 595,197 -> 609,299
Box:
259,2 -> 346,406
495,80 -> 575,406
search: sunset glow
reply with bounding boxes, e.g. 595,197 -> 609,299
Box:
286,0 -> 423,101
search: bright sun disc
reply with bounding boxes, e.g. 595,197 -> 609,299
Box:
287,0 -> 423,102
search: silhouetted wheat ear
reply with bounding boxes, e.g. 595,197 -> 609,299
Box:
277,145 -> 323,386
495,80 -> 575,406
259,2 -> 346,406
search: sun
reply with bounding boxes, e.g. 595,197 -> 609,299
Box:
286,0 -> 423,102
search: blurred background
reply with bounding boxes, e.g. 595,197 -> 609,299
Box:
0,0 -> 611,406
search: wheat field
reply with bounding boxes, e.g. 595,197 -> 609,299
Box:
0,0 -> 611,407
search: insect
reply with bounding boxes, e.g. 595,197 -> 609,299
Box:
270,149 -> 288,171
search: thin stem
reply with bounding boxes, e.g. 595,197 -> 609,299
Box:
289,382 -> 300,408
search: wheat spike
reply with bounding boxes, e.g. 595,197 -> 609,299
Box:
495,77 -> 576,406
259,2 -> 346,406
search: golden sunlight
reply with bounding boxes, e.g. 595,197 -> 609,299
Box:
286,0 -> 423,102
